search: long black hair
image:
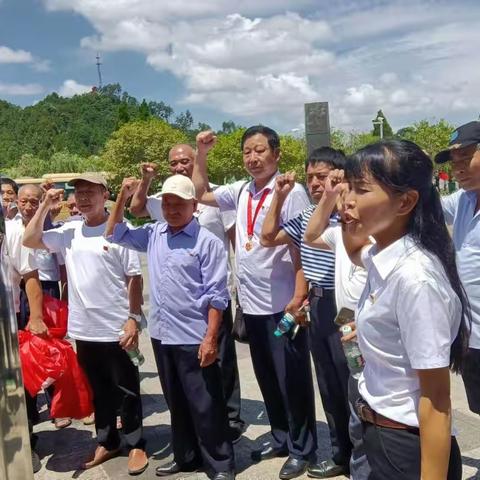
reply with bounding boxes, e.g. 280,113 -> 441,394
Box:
347,139 -> 471,373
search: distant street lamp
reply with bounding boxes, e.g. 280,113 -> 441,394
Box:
372,116 -> 384,139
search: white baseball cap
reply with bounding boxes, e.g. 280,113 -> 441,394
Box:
161,174 -> 196,200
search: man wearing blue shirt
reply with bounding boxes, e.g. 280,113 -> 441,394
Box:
436,121 -> 480,418
106,174 -> 235,480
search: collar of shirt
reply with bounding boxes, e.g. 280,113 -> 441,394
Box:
158,217 -> 199,237
248,170 -> 280,196
368,235 -> 417,281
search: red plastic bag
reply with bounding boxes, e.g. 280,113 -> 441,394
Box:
50,341 -> 94,419
42,295 -> 68,338
18,330 -> 66,397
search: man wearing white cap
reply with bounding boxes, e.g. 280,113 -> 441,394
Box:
105,174 -> 235,480
23,173 -> 148,475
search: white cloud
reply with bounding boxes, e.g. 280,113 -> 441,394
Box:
40,0 -> 480,131
0,45 -> 33,63
0,82 -> 44,95
58,79 -> 92,97
0,45 -> 51,72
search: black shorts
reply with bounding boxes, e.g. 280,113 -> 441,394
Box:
462,347 -> 480,414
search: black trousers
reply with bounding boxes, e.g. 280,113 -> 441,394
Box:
308,289 -> 352,465
76,340 -> 145,451
217,302 -> 243,430
151,340 -> 234,474
243,312 -> 317,460
363,423 -> 462,480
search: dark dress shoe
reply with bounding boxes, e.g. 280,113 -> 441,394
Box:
213,471 -> 235,480
251,445 -> 289,462
279,457 -> 309,480
307,458 -> 349,478
155,459 -> 201,477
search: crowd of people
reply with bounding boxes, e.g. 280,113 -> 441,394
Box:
1,119 -> 479,480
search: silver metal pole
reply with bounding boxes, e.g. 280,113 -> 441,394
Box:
0,207 -> 34,479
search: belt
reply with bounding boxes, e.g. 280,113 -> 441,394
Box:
309,286 -> 335,298
356,399 -> 419,433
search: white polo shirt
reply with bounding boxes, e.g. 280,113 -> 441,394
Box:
357,235 -> 461,427
214,173 -> 310,315
321,225 -> 367,311
42,219 -> 142,342
442,189 -> 480,348
146,185 -> 236,296
1,220 -> 38,313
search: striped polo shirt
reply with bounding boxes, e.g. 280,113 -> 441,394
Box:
282,204 -> 336,289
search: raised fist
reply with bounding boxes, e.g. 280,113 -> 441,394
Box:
324,169 -> 346,198
120,177 -> 140,198
139,162 -> 158,180
43,188 -> 64,208
275,171 -> 296,198
196,130 -> 217,155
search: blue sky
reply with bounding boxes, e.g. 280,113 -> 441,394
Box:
1,0 -> 479,133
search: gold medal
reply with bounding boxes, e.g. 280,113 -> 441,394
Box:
245,241 -> 253,251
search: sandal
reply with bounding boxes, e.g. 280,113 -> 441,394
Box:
54,417 -> 72,429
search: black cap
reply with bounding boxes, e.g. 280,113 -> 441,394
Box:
435,121 -> 480,164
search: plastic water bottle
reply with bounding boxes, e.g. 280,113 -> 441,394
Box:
119,330 -> 145,367
341,325 -> 364,378
274,312 -> 296,337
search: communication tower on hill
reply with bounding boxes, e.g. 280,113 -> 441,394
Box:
96,53 -> 103,89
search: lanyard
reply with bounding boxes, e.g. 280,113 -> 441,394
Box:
247,188 -> 270,239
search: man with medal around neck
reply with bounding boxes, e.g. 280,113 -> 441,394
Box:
193,126 -> 317,480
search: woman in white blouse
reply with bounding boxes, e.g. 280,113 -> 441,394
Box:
340,139 -> 470,480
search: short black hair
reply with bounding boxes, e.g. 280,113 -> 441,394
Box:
0,175 -> 18,194
306,147 -> 346,170
241,125 -> 280,151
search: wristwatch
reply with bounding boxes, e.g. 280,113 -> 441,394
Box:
128,312 -> 142,326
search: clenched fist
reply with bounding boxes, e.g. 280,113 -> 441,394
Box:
139,162 -> 158,181
196,130 -> 217,156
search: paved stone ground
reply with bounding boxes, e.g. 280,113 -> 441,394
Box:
32,258 -> 480,480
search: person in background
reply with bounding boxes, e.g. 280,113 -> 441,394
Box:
129,144 -> 245,442
66,192 -> 80,217
1,177 -> 47,473
1,175 -> 21,221
15,184 -> 71,429
342,140 -> 469,479
106,175 -> 235,480
260,147 -> 352,478
435,121 -> 480,423
193,127 -> 317,480
23,174 -> 148,476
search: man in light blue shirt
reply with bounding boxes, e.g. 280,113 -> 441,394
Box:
106,174 -> 235,480
436,120 -> 480,416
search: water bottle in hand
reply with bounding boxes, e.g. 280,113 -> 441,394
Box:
274,312 -> 296,337
341,325 -> 364,377
119,330 -> 145,367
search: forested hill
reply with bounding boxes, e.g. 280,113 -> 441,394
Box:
0,83 -> 214,170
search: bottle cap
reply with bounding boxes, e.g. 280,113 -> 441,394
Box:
341,325 -> 352,336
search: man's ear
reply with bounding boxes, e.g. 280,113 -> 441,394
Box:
397,190 -> 419,217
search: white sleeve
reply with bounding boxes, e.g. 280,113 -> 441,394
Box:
441,190 -> 461,226
119,246 -> 142,276
42,225 -> 67,253
146,195 -> 165,221
321,225 -> 339,252
397,278 -> 455,369
281,184 -> 310,222
6,225 -> 38,276
213,182 -> 243,212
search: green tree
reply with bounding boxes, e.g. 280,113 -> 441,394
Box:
372,109 -> 393,138
174,110 -> 194,131
138,100 -> 151,121
396,119 -> 455,165
220,120 -> 241,135
116,102 -> 130,128
148,101 -> 173,122
279,135 -> 307,182
101,119 -> 188,192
